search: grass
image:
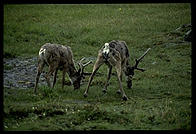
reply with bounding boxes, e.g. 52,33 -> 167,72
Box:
3,4 -> 191,130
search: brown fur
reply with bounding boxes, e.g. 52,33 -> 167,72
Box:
34,43 -> 81,93
84,40 -> 150,101
84,40 -> 132,100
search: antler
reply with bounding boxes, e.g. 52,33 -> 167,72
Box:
78,57 -> 93,76
132,48 -> 151,72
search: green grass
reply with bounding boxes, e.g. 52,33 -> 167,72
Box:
3,4 -> 191,130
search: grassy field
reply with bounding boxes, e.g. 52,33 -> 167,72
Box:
3,4 -> 191,130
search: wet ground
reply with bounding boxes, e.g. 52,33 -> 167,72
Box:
3,57 -> 47,89
3,57 -> 96,89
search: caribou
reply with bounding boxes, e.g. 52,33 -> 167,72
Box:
83,40 -> 150,101
34,43 -> 92,93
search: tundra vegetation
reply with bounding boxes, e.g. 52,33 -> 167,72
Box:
3,4 -> 191,130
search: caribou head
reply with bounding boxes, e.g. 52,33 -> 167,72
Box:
72,57 -> 92,89
126,48 -> 151,89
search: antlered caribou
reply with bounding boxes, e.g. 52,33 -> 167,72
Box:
84,40 -> 150,100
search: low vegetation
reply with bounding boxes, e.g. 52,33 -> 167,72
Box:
3,4 -> 191,130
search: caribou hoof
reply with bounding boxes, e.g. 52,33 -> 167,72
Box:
122,96 -> 128,101
83,93 -> 88,98
116,90 -> 121,94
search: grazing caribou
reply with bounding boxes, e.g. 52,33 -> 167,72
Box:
34,43 -> 92,93
83,40 -> 150,100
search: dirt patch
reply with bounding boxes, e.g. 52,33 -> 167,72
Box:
3,56 -> 97,89
3,57 -> 47,89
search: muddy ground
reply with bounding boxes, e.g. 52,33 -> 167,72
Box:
3,57 -> 96,89
3,57 -> 47,89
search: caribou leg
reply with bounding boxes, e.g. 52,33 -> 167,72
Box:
103,65 -> 112,93
84,54 -> 104,97
115,61 -> 128,101
62,68 -> 66,89
52,69 -> 58,88
34,60 -> 45,94
45,62 -> 58,88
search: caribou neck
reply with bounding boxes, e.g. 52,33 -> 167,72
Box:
68,64 -> 78,79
